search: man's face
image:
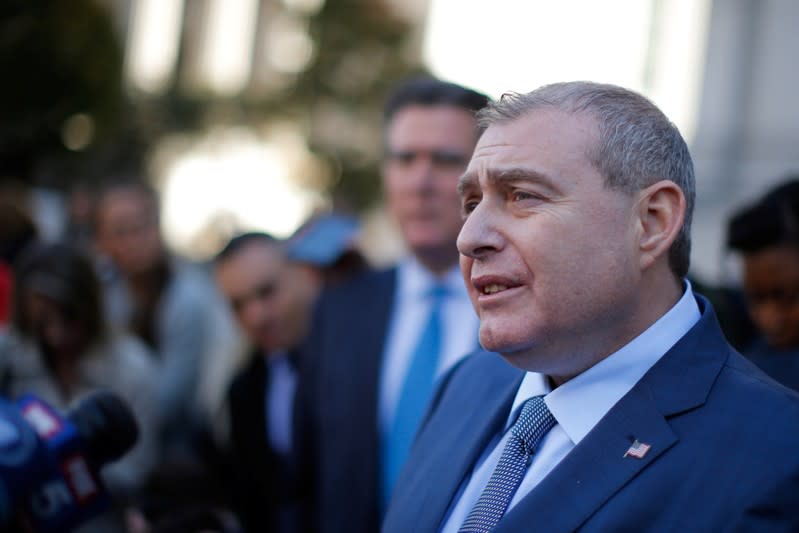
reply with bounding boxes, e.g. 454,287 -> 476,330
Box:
383,104 -> 478,269
214,242 -> 318,352
742,244 -> 799,349
457,109 -> 642,380
95,188 -> 163,276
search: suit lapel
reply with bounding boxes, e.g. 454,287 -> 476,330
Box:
336,268 -> 396,529
497,385 -> 677,532
354,267 -> 396,424
497,297 -> 729,532
396,355 -> 523,530
337,268 -> 397,425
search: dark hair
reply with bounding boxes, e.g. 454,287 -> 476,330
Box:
727,178 -> 799,253
383,76 -> 490,123
214,232 -> 281,264
477,82 -> 695,279
12,242 -> 106,343
0,200 -> 37,263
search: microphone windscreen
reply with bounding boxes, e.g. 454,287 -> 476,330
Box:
67,391 -> 139,468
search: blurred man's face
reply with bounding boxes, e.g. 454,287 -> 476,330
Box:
95,188 -> 163,276
457,109 -> 642,382
383,104 -> 478,272
214,241 -> 320,353
743,244 -> 799,349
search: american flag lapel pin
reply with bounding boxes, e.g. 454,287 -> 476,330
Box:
623,439 -> 651,459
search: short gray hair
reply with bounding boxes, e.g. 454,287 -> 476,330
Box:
477,81 -> 695,279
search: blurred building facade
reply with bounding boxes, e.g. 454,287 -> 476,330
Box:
6,0 -> 798,282
691,0 -> 799,281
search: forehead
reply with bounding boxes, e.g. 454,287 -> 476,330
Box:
744,245 -> 799,284
386,104 -> 478,149
97,188 -> 154,221
460,109 -> 599,190
216,242 -> 284,283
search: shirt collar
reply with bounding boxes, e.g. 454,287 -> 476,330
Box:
507,281 -> 701,444
397,256 -> 464,301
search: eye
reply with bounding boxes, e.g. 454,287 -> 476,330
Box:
510,189 -> 544,205
461,197 -> 480,216
511,190 -> 534,201
386,150 -> 416,165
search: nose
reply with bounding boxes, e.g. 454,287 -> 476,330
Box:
752,300 -> 785,338
240,297 -> 272,329
405,156 -> 437,192
457,201 -> 503,260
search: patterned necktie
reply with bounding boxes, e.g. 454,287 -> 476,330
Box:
459,396 -> 557,533
382,284 -> 448,510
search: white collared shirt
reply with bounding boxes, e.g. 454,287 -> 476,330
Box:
378,257 -> 480,436
440,282 -> 701,532
265,351 -> 297,456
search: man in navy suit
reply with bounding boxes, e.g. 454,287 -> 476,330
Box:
214,233 -> 322,532
383,82 -> 799,532
296,77 -> 489,533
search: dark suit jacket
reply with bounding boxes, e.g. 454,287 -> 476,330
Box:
228,351 -> 302,533
296,268 -> 397,533
383,296 -> 799,532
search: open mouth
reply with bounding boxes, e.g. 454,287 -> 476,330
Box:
473,277 -> 522,296
482,283 -> 509,295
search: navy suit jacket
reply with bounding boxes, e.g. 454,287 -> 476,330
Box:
296,268 -> 397,533
383,296 -> 799,532
227,351 -> 304,533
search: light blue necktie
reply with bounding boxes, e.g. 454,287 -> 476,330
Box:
459,396 -> 557,533
382,284 -> 448,510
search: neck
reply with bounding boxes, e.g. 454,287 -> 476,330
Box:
128,260 -> 170,297
546,271 -> 685,387
414,250 -> 458,278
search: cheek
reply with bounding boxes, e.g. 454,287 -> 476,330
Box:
459,255 -> 475,290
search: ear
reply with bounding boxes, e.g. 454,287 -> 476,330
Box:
294,264 -> 323,295
635,180 -> 685,271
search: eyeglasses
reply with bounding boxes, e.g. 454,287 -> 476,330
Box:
385,149 -> 469,168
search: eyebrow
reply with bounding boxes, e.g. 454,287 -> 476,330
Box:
457,167 -> 559,196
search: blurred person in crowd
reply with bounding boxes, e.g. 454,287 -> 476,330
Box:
287,213 -> 367,286
0,198 -> 38,331
213,232 -> 324,533
63,179 -> 99,252
686,275 -> 758,352
382,82 -> 799,532
0,242 -> 160,529
727,178 -> 799,391
295,77 -> 489,533
93,178 -> 238,457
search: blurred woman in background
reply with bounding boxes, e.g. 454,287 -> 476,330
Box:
0,242 -> 161,501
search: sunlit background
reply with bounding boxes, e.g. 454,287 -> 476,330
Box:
4,0 -> 799,283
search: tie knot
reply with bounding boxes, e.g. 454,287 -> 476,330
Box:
511,396 -> 556,455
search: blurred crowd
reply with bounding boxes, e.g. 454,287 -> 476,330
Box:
1,76 -> 797,532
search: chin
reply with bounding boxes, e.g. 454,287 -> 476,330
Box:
479,327 -> 522,354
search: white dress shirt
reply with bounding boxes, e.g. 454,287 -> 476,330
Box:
265,351 -> 297,456
378,257 -> 480,436
441,282 -> 701,532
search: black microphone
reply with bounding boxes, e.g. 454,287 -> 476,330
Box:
68,390 -> 140,468
0,390 -> 140,532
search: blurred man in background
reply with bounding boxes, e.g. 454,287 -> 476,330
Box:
214,232 -> 322,533
727,178 -> 799,391
296,77 -> 489,533
94,178 -> 239,460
